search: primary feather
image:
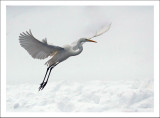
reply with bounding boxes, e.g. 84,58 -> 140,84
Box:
19,30 -> 64,59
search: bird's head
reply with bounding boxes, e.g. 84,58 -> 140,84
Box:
80,38 -> 97,44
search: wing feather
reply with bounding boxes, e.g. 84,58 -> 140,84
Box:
19,30 -> 64,59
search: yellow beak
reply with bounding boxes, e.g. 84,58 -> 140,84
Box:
87,39 -> 97,43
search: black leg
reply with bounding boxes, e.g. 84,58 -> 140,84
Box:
38,62 -> 59,91
39,65 -> 55,91
39,67 -> 54,91
38,66 -> 51,91
42,67 -> 50,83
46,67 -> 54,83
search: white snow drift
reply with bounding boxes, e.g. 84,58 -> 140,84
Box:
7,79 -> 153,112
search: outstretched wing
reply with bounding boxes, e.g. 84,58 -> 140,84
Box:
19,30 -> 64,59
88,23 -> 111,39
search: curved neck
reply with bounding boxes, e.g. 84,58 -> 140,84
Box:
71,41 -> 83,56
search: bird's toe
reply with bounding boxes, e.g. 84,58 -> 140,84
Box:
38,81 -> 48,91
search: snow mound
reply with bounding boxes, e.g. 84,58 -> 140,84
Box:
6,79 -> 153,112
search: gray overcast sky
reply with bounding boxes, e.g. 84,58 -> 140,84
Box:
6,6 -> 153,84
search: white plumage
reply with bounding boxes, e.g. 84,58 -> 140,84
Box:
19,24 -> 111,91
19,30 -> 64,60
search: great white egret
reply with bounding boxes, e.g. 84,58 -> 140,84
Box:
19,24 -> 111,91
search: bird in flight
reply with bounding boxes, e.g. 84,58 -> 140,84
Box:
19,24 -> 111,91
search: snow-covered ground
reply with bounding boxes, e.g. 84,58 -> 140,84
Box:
6,79 -> 153,112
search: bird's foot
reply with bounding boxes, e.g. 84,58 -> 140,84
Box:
39,81 -> 48,91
